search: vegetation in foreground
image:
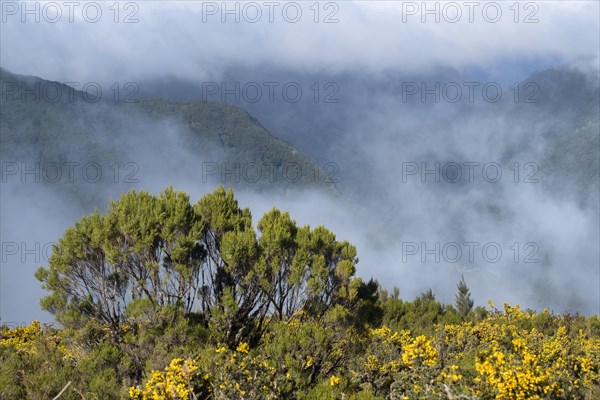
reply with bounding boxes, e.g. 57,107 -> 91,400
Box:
1,186 -> 599,399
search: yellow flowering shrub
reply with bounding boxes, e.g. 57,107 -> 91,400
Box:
350,302 -> 600,400
207,340 -> 310,399
131,342 -> 291,400
353,325 -> 441,398
2,300 -> 598,400
129,358 -> 211,400
0,320 -> 73,359
401,335 -> 438,368
0,320 -> 42,354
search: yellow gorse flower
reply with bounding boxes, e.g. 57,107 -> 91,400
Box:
329,375 -> 340,386
0,320 -> 42,354
129,358 -> 204,400
236,341 -> 249,354
127,302 -> 600,400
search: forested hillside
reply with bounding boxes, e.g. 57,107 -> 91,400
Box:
0,67 -> 336,209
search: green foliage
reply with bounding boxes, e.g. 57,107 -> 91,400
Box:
4,302 -> 600,399
7,186 -> 600,399
0,321 -> 125,399
380,289 -> 462,336
31,186 -> 363,396
0,324 -> 75,399
0,68 -> 336,211
455,275 -> 474,319
36,187 -> 205,338
261,309 -> 359,394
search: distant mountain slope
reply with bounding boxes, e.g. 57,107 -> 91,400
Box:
0,68 -> 336,209
134,97 -> 329,182
541,120 -> 600,207
138,65 -> 600,204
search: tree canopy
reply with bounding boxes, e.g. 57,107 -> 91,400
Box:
36,186 -> 360,348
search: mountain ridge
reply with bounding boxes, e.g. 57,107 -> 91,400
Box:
0,67 -> 338,209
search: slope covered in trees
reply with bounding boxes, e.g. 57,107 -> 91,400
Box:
1,187 -> 599,399
0,68 -> 337,209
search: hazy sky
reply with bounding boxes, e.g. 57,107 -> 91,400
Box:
1,1 -> 598,83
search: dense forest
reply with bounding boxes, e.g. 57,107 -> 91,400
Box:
1,186 -> 599,399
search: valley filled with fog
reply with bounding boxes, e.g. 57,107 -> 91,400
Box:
1,1 -> 599,324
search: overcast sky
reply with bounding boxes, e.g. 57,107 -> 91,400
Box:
1,1 -> 598,84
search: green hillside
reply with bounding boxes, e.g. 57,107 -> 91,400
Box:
0,68 -> 337,209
